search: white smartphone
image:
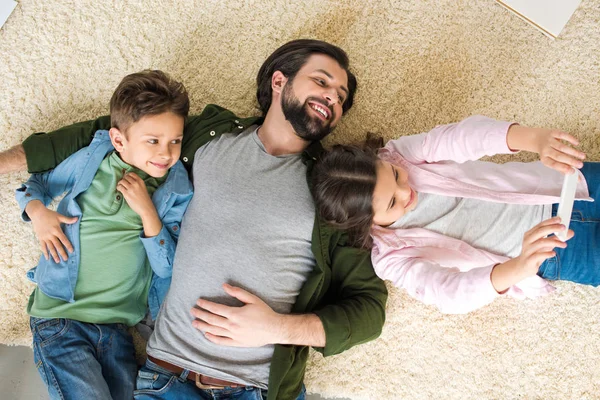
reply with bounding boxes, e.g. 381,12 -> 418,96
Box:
556,168 -> 578,241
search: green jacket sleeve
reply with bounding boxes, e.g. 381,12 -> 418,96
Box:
313,245 -> 388,357
23,116 -> 111,173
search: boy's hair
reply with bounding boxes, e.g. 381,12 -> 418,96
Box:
312,144 -> 379,249
256,39 -> 357,116
110,70 -> 190,132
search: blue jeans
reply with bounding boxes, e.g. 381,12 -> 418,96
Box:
133,359 -> 307,400
30,317 -> 137,400
538,162 -> 600,285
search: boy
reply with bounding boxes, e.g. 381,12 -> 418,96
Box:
15,70 -> 193,400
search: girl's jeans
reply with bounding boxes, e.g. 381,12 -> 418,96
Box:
30,317 -> 137,400
539,162 -> 600,285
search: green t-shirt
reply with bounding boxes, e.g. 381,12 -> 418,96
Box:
28,152 -> 166,326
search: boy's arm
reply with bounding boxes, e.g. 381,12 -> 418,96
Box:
135,170 -> 193,278
16,147 -> 85,220
15,149 -> 84,262
140,193 -> 192,278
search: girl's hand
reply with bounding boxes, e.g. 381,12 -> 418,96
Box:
26,200 -> 78,263
117,172 -> 155,219
507,125 -> 586,174
515,217 -> 573,277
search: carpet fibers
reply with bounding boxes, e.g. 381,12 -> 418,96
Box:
1,1 -> 599,398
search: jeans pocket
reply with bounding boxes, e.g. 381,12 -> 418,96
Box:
32,318 -> 70,346
134,368 -> 176,393
31,342 -> 49,387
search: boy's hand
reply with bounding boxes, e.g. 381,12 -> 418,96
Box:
26,200 -> 77,263
116,172 -> 155,218
507,125 -> 586,174
117,172 -> 162,237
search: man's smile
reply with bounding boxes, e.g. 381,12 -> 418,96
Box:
308,101 -> 331,121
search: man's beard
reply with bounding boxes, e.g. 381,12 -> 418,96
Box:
281,83 -> 335,142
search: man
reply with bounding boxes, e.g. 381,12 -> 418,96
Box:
1,39 -> 387,400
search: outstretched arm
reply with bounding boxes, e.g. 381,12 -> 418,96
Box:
0,144 -> 26,174
506,124 -> 585,174
0,117 -> 111,175
385,116 -> 586,174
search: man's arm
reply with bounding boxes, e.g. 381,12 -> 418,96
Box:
21,116 -> 112,173
311,244 -> 388,356
0,144 -> 26,174
191,284 -> 326,347
190,245 -> 388,353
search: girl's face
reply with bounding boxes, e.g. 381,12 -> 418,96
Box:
372,161 -> 418,226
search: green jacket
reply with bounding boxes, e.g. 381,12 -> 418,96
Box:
23,104 -> 388,400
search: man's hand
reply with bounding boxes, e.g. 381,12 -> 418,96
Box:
117,172 -> 161,237
191,284 -> 287,347
26,200 -> 78,263
506,125 -> 585,174
0,144 -> 27,174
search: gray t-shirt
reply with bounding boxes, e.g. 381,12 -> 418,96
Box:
390,192 -> 552,258
147,128 -> 315,388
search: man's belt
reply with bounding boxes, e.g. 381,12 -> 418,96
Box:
148,356 -> 244,390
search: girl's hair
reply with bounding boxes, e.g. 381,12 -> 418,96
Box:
312,143 -> 380,249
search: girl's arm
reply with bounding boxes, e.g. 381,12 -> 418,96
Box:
491,217 -> 570,292
505,124 -> 585,175
374,254 -> 500,314
373,217 -> 569,314
385,115 -> 515,165
386,116 -> 585,174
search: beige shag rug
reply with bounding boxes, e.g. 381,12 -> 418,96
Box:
1,1 -> 600,398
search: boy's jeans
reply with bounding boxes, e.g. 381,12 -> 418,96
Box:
30,317 -> 137,400
539,162 -> 600,284
133,358 -> 307,400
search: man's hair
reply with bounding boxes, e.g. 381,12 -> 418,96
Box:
256,39 -> 357,116
110,70 -> 190,132
311,144 -> 379,249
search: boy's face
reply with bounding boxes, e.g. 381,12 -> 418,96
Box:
109,112 -> 184,178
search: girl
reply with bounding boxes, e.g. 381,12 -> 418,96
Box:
312,116 -> 598,313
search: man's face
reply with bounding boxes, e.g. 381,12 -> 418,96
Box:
281,54 -> 349,141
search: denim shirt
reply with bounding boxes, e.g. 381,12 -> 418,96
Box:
16,130 -> 193,320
